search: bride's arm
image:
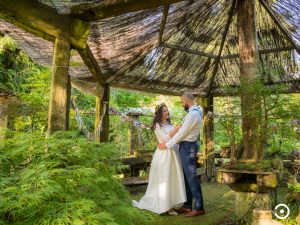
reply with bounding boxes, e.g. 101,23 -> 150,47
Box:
169,125 -> 182,138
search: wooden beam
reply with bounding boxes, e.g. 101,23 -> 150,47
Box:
0,0 -> 90,49
71,78 -> 104,96
258,0 -> 300,54
70,0 -> 186,21
115,84 -> 179,96
221,46 -> 296,59
158,5 -> 170,45
0,15 -> 55,43
112,81 -> 198,96
160,42 -> 218,59
206,0 -> 236,97
73,76 -> 186,96
47,38 -> 71,134
75,75 -> 300,98
117,75 -> 195,90
77,45 -> 106,85
211,80 -> 300,96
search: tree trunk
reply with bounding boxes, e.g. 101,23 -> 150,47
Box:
237,0 -> 262,161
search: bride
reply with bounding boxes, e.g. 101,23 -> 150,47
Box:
132,103 -> 186,214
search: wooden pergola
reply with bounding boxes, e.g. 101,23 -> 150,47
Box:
0,0 -> 299,177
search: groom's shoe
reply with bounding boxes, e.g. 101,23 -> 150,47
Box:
185,210 -> 205,217
173,208 -> 192,213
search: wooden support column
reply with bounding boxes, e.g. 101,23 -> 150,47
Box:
238,0 -> 262,161
127,113 -> 144,156
0,95 -> 9,139
47,38 -> 71,135
95,84 -> 110,142
197,96 -> 215,181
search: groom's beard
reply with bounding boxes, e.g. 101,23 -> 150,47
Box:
184,104 -> 189,112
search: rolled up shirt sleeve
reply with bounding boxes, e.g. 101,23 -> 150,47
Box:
165,112 -> 197,149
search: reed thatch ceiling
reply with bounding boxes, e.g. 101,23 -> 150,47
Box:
0,0 -> 299,96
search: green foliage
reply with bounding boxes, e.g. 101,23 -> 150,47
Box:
0,131 -> 148,225
263,93 -> 300,156
288,183 -> 300,193
214,97 -> 242,148
15,68 -> 51,132
214,84 -> 300,159
0,36 -> 36,94
0,36 -> 51,132
109,115 -> 130,155
71,89 -> 96,132
110,89 -> 156,110
139,116 -> 157,151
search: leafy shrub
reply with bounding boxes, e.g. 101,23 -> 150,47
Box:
0,36 -> 37,94
288,183 -> 300,193
0,131 -> 148,225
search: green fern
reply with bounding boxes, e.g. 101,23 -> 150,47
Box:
0,131 -> 149,225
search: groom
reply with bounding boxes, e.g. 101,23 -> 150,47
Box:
158,92 -> 205,217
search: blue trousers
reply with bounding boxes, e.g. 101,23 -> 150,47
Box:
179,141 -> 204,211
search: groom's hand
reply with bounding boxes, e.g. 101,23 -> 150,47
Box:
158,142 -> 166,150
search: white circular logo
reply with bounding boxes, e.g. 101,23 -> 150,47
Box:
274,204 -> 290,220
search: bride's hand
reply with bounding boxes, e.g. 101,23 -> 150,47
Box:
158,143 -> 166,150
169,125 -> 182,137
175,125 -> 182,130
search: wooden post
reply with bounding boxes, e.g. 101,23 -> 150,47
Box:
127,113 -> 144,156
95,84 -> 110,142
47,38 -> 71,135
197,96 -> 215,181
237,0 -> 262,161
0,95 -> 8,139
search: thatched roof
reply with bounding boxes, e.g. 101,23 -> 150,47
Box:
0,0 -> 299,96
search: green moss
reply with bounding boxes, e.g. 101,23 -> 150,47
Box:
288,183 -> 300,193
70,60 -> 84,67
221,160 -> 273,172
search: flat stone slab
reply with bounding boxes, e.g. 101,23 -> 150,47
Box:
217,169 -> 278,190
217,168 -> 273,175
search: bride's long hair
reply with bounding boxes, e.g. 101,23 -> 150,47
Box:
151,103 -> 171,130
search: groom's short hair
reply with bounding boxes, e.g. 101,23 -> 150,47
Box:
182,92 -> 195,101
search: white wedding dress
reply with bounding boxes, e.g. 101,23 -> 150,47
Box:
132,123 -> 186,214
